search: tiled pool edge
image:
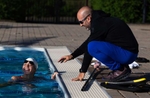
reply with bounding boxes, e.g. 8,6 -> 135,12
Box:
45,48 -> 71,98
46,46 -> 111,98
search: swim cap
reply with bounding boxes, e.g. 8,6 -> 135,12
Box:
26,58 -> 38,69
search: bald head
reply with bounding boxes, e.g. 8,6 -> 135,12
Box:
77,6 -> 92,19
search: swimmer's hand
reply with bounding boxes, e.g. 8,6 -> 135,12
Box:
71,73 -> 85,81
58,55 -> 73,63
51,72 -> 59,80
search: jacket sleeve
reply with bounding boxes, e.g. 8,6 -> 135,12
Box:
80,51 -> 92,72
71,37 -> 93,73
71,38 -> 89,58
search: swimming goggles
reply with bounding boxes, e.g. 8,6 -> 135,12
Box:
24,60 -> 34,65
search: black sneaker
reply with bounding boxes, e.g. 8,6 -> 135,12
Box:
102,66 -> 131,82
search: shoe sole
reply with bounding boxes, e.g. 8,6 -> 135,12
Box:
110,70 -> 131,82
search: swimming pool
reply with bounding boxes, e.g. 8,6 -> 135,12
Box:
0,46 -> 69,98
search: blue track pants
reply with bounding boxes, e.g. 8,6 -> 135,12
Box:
88,41 -> 137,70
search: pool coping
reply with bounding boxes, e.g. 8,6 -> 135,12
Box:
45,46 -> 111,98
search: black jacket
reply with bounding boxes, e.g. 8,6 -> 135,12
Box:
71,10 -> 139,72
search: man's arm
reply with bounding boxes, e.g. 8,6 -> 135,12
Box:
71,52 -> 92,81
71,38 -> 89,59
71,37 -> 92,72
71,38 -> 93,81
58,38 -> 89,63
79,52 -> 92,73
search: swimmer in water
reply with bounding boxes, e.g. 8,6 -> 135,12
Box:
0,58 -> 58,88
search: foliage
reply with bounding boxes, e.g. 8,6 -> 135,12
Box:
0,0 -> 149,23
60,0 -> 84,16
0,0 -> 55,21
26,0 -> 54,17
89,0 -> 149,23
146,0 -> 150,22
0,0 -> 26,21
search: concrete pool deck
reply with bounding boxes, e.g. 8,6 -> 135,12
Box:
46,46 -> 111,98
0,21 -> 150,98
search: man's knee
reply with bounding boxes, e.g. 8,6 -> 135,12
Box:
88,41 -> 98,55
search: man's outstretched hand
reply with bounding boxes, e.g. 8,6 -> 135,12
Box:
58,55 -> 85,81
58,55 -> 73,63
72,73 -> 85,81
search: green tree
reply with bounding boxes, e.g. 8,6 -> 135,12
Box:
0,0 -> 26,21
26,0 -> 54,17
90,0 -> 143,23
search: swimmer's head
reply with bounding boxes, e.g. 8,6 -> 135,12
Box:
25,58 -> 38,69
22,58 -> 38,75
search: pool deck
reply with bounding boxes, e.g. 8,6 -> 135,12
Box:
0,21 -> 150,98
46,46 -> 111,98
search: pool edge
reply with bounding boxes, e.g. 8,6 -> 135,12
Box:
45,48 -> 71,98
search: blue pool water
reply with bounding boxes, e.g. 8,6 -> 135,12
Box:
0,47 -> 64,98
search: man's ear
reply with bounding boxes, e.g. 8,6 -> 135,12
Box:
87,16 -> 91,22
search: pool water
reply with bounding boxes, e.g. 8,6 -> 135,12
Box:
0,47 -> 64,98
